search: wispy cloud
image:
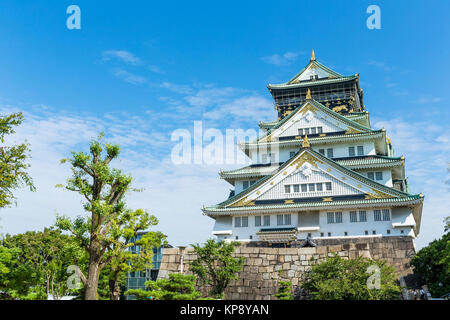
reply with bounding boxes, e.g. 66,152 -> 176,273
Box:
262,52 -> 300,66
416,96 -> 442,104
368,60 -> 394,72
112,68 -> 147,85
102,50 -> 141,65
373,117 -> 450,249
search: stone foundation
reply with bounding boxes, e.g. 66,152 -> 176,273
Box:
158,236 -> 416,300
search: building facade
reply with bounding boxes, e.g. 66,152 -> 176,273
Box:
203,51 -> 423,245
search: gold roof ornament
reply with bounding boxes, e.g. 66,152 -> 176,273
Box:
310,49 -> 316,61
302,134 -> 310,148
306,88 -> 312,100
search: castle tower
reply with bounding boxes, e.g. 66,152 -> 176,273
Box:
202,51 -> 423,246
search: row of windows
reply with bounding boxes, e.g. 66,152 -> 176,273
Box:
318,148 -> 334,158
235,214 -> 292,228
285,182 -> 332,193
315,229 -> 396,237
327,210 -> 390,224
348,146 -> 364,157
298,127 -> 323,136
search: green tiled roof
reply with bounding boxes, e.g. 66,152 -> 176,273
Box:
268,75 -> 357,90
204,195 -> 422,214
220,156 -> 403,180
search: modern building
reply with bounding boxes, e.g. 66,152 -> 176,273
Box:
125,232 -> 171,299
203,51 -> 424,245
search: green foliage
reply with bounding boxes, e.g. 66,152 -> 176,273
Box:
302,254 -> 401,300
126,273 -> 201,300
411,232 -> 450,297
275,281 -> 293,300
0,112 -> 35,208
190,239 -> 244,299
55,135 -> 163,300
0,228 -> 86,300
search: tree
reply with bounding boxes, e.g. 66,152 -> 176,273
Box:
190,239 -> 244,299
105,211 -> 166,300
411,232 -> 450,297
55,135 -> 162,300
275,281 -> 293,300
302,254 -> 401,300
0,229 -> 86,300
126,273 -> 201,300
0,112 -> 35,208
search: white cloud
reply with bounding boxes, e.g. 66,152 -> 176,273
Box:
262,52 -> 300,66
112,68 -> 147,85
102,50 -> 141,65
373,117 -> 450,249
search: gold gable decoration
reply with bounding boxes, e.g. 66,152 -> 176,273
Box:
230,197 -> 255,208
364,189 -> 393,200
310,49 -> 316,61
292,152 -> 323,170
306,88 -> 312,100
299,103 -> 318,116
302,135 -> 310,148
345,127 -> 362,135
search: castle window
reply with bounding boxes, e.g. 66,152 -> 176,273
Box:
365,230 -> 369,235
277,215 -> 284,226
335,212 -> 343,223
242,216 -> 248,227
311,127 -> 317,135
374,210 -> 382,221
400,230 -> 404,234
357,145 -> 364,156
375,172 -> 383,181
319,149 -> 325,155
298,129 -> 304,136
320,232 -> 324,237
344,232 -> 348,236
382,209 -> 390,221
326,182 -> 332,191
348,146 -> 355,157
243,181 -> 249,189
250,180 -> 256,186
308,233 -> 312,237
368,172 -> 375,180
284,214 -> 291,225
326,148 -> 334,158
263,215 -> 270,226
301,184 -> 307,192
304,128 -> 310,135
308,183 -> 315,192
327,212 -> 335,224
293,184 -> 300,192
317,127 -> 323,134
234,217 -> 241,227
359,211 -> 367,222
316,183 -> 323,191
328,232 -> 331,237
255,216 -> 261,227
284,185 -> 291,193
372,230 -> 376,235
249,235 -> 253,239
387,230 -> 391,235
235,236 -> 239,240
350,211 -> 357,223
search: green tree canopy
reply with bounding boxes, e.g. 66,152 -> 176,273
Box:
302,254 -> 401,300
0,112 -> 35,208
411,232 -> 450,297
190,239 -> 244,299
126,273 -> 201,300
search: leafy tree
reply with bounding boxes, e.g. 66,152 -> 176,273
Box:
190,239 -> 244,299
0,229 -> 86,300
411,232 -> 450,297
55,135 -> 162,300
105,212 -> 166,300
275,281 -> 293,300
302,254 -> 401,300
0,112 -> 35,208
126,273 -> 201,300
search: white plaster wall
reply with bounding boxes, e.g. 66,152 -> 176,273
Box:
213,207 -> 415,242
357,169 -> 393,187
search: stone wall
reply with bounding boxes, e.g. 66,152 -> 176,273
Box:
157,236 -> 416,300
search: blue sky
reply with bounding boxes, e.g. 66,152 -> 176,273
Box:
0,1 -> 449,249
